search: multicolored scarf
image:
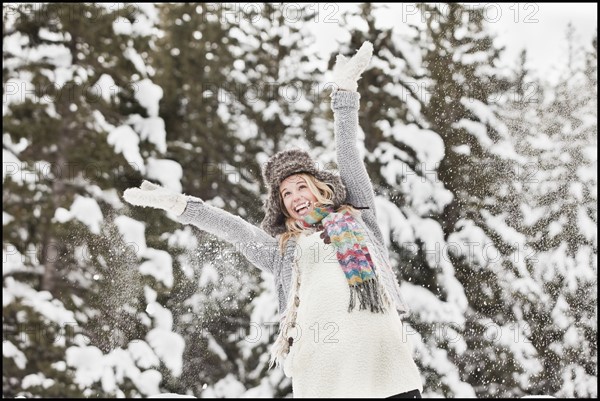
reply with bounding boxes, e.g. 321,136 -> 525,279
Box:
301,205 -> 386,314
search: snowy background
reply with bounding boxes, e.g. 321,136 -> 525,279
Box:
2,3 -> 597,398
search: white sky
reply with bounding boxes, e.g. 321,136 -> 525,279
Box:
306,3 -> 597,83
486,3 -> 597,80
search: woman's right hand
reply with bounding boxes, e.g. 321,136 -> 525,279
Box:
123,180 -> 189,216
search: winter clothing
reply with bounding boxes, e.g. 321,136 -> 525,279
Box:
280,230 -> 423,398
260,148 -> 347,237
301,205 -> 387,314
176,90 -> 410,328
269,203 -> 391,369
123,180 -> 188,216
332,41 -> 374,92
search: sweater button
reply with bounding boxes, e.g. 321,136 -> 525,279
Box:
294,296 -> 300,306
288,337 -> 294,347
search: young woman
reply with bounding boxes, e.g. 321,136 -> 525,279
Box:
124,41 -> 423,398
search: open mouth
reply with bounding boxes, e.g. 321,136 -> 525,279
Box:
294,201 -> 311,216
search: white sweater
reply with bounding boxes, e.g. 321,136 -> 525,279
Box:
283,231 -> 423,398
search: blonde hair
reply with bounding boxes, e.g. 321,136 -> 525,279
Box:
278,173 -> 358,253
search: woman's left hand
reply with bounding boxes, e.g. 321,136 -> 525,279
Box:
331,41 -> 373,92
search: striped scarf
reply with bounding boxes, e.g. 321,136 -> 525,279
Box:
301,206 -> 386,314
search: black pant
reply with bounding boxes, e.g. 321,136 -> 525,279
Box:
387,389 -> 422,398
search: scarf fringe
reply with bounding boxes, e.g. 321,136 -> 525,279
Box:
349,277 -> 386,313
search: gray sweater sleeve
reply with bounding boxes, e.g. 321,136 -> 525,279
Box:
331,90 -> 385,244
177,199 -> 278,275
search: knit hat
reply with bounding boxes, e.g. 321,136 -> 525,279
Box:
261,148 -> 347,237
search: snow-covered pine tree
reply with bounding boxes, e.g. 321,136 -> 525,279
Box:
418,3 -> 539,397
502,26 -> 597,397
3,3 -> 178,397
147,4 -> 251,396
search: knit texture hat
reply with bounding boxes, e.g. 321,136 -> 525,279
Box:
261,148 -> 347,237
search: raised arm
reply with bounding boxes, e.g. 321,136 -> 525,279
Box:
331,42 -> 384,244
123,181 -> 278,274
332,91 -> 376,213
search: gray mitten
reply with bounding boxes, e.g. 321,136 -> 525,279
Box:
123,180 -> 188,216
331,41 -> 374,92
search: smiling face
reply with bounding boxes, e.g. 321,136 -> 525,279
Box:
279,174 -> 319,221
